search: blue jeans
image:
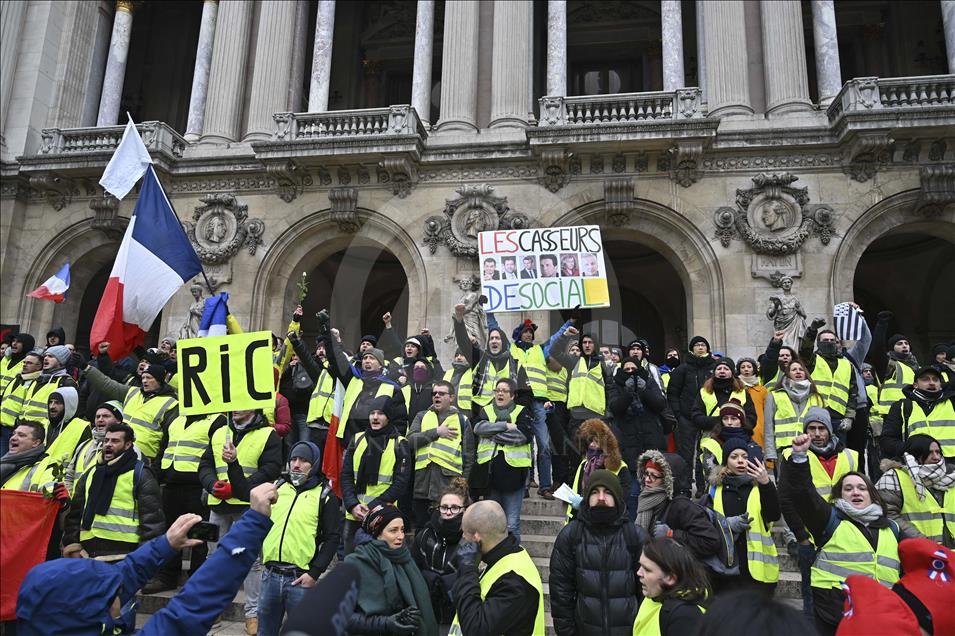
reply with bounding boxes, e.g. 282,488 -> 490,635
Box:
530,400 -> 552,489
627,471 -> 641,522
291,413 -> 308,445
489,488 -> 524,544
257,568 -> 309,636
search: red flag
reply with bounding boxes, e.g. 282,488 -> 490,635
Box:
322,380 -> 346,498
0,491 -> 58,620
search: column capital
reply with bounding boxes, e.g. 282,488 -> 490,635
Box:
116,0 -> 142,15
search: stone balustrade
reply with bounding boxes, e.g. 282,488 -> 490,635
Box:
828,75 -> 955,121
272,105 -> 427,141
537,88 -> 706,128
38,121 -> 186,158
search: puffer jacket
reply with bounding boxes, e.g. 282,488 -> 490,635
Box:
607,367 -> 668,467
412,512 -> 464,625
549,499 -> 648,636
666,353 -> 716,420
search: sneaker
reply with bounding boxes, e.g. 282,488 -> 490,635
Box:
537,487 -> 555,500
245,617 -> 258,635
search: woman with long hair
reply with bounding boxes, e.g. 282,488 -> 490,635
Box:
736,357 -> 768,449
690,359 -> 758,439
763,360 -> 825,465
566,419 -> 632,519
698,401 -> 763,476
633,537 -> 709,636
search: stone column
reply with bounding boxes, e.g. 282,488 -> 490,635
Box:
245,1 -> 297,140
661,0 -> 685,90
490,0 -> 532,128
942,0 -> 955,73
411,0 -> 434,125
546,0 -> 567,96
184,0 -> 218,141
700,0 -> 752,117
760,0 -> 811,115
696,0 -> 706,94
435,0 -> 480,132
308,0 -> 336,112
96,0 -> 137,127
810,0 -> 842,105
288,0 -> 310,111
0,0 -> 27,133
200,0 -> 253,143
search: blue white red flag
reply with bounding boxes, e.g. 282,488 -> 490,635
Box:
198,292 -> 230,337
26,263 -> 71,303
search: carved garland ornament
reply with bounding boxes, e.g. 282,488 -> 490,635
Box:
423,184 -> 530,257
184,193 -> 265,265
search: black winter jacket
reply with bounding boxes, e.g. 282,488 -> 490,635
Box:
657,496 -> 721,560
549,504 -> 648,636
880,385 -> 955,465
666,354 -> 716,420
607,368 -> 668,467
413,513 -> 464,625
340,427 -> 411,513
690,381 -> 759,432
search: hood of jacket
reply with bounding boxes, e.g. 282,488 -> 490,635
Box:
50,386 -> 79,423
636,449 -> 675,499
9,333 -> 36,363
16,556 -> 124,633
577,419 -> 623,471
45,326 -> 66,345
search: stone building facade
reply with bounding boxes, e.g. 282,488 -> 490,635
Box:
1,0 -> 953,362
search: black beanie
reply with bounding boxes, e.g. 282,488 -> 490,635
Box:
360,335 -> 378,347
143,364 -> 167,384
714,357 -> 736,375
931,343 -> 948,356
688,335 -> 710,352
887,334 -> 909,348
721,437 -> 763,464
363,503 -> 406,538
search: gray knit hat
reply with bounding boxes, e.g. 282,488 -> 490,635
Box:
44,345 -> 71,365
803,406 -> 833,436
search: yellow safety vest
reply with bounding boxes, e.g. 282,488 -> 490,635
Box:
305,368 -> 335,423
782,447 -> 857,499
866,384 -> 885,420
0,377 -> 29,428
261,482 -> 323,570
546,367 -> 568,403
903,400 -> 955,458
161,414 -> 219,473
21,376 -> 72,425
122,387 -> 177,459
811,518 -> 900,589
70,439 -> 101,492
0,454 -> 59,492
699,436 -> 723,468
566,459 -> 628,520
699,388 -> 749,417
449,547 -> 544,636
712,484 -> 779,583
338,380 -> 396,437
209,426 -> 273,506
473,358 -> 523,408
633,598 -> 705,636
347,433 -> 402,521
79,467 -> 139,543
415,410 -> 466,474
811,355 -> 853,416
879,360 -> 915,411
567,358 -> 605,415
771,390 -> 825,451
444,368 -> 473,413
0,357 -> 23,394
891,467 -> 955,543
510,344 -> 548,399
47,418 -> 90,464
661,372 -> 671,390
476,405 -> 531,468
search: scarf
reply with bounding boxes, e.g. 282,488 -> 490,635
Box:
355,423 -> 396,492
718,427 -> 751,444
721,473 -> 754,490
834,499 -> 884,525
739,375 -> 760,389
888,350 -> 919,368
81,446 -> 138,531
583,448 -> 605,481
712,376 -> 734,391
810,437 -> 839,457
0,444 -> 47,486
348,540 -> 438,636
588,504 -> 618,524
635,486 -> 669,531
783,378 -> 811,402
902,454 -> 955,500
20,369 -> 41,383
912,388 -> 942,404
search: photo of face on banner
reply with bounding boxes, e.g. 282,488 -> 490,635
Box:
581,252 -> 600,277
483,257 -> 499,281
540,254 -> 559,278
560,253 -> 579,277
521,255 -> 538,279
500,255 -> 519,279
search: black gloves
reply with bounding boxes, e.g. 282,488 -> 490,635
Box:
809,317 -> 826,330
70,352 -> 89,371
455,540 -> 481,572
316,308 -> 330,336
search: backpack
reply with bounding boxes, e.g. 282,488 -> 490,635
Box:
693,486 -> 740,576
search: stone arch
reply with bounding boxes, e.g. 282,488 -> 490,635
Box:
549,198 -> 727,348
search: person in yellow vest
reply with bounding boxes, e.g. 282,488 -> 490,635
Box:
1,351 -> 44,454
287,330 -> 339,448
763,359 -> 826,465
0,421 -> 64,497
861,362 -> 884,432
64,400 -> 123,493
736,357 -> 768,449
449,499 -> 544,636
566,418 -> 632,520
933,343 -> 955,385
881,365 -> 955,467
471,378 -> 534,542
44,386 -> 90,465
407,380 -> 475,528
545,355 -> 571,498
13,345 -> 77,428
699,401 -> 762,477
633,537 -> 708,636
445,348 -> 475,414
691,359 -> 758,437
62,422 -> 165,561
798,319 -> 861,447
257,441 -> 342,636
876,434 -> 955,548
876,329 -> 920,412
340,397 -> 411,554
198,408 -> 282,634
0,332 -> 34,396
782,432 -> 918,636
704,435 -> 779,597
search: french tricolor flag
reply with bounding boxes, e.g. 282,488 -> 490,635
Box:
27,263 -> 71,303
90,119 -> 202,360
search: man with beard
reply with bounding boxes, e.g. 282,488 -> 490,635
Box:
63,423 -> 164,560
44,386 -> 90,462
550,469 -> 648,636
288,330 -> 336,449
64,401 -> 122,493
881,366 -> 955,467
666,336 -> 717,490
799,319 -> 862,448
15,345 -> 76,426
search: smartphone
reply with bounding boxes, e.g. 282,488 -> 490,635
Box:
187,522 -> 220,542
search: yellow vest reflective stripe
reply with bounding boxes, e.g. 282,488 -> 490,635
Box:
210,426 -> 273,506
347,433 -> 402,520
473,358 -> 523,407
661,373 -> 671,390
21,378 -> 69,425
566,459 -> 628,519
810,355 -> 852,416
0,379 -> 29,428
80,467 -> 138,543
632,598 -> 705,636
781,447 -> 857,498
449,548 -> 544,636
903,401 -> 955,458
546,367 -> 568,402
476,405 -> 531,468
71,439 -> 100,490
879,361 -> 915,410
771,391 -> 825,450
567,358 -> 605,415
47,418 -> 90,464
261,482 -> 322,570
339,380 -> 396,436
0,358 -> 22,394
866,384 -> 885,418
1,455 -> 59,492
713,484 -> 779,583
811,519 -> 900,589
415,410 -> 465,473
893,467 -> 955,542
510,344 -> 548,399
444,369 -> 473,412
699,388 -> 749,417
699,436 -> 723,468
305,368 -> 335,423
161,414 -> 218,472
122,387 -> 177,459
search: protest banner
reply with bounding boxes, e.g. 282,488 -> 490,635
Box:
0,491 -> 58,619
477,225 -> 610,312
177,331 -> 276,415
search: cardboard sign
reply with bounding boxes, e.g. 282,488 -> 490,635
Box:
177,331 -> 275,415
477,225 -> 610,312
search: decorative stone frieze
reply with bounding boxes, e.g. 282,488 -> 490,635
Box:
843,133 -> 894,183
604,177 -> 635,226
184,193 -> 264,264
29,173 -> 77,210
539,149 -> 573,193
423,184 -> 528,257
328,186 -> 361,233
89,193 -> 125,238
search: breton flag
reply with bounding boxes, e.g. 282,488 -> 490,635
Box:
197,292 -> 230,337
833,302 -> 864,342
322,380 -> 347,498
26,263 -> 71,303
90,122 -> 202,360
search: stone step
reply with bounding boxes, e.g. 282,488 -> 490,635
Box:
520,513 -> 568,536
521,496 -> 569,517
137,589 -> 247,623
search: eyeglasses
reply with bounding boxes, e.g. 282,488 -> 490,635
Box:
432,391 -> 449,397
645,472 -> 663,482
439,505 -> 464,514
494,388 -> 511,394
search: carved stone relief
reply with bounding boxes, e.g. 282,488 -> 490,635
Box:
184,193 -> 265,265
89,192 -> 126,238
843,133 -> 894,182
423,184 -> 529,257
539,149 -> 573,193
377,157 -> 417,198
29,173 -> 77,210
604,177 -> 635,227
914,165 -> 955,217
329,186 -> 361,233
266,160 -> 312,202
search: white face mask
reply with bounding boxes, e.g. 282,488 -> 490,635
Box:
289,471 -> 308,487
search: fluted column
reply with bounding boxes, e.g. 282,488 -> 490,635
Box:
96,0 -> 137,127
200,0 -> 253,143
245,1 -> 297,140
810,0 -> 842,105
184,0 -> 219,140
288,0 -> 310,111
661,1 -> 685,90
0,0 -> 27,135
696,0 -> 706,95
942,0 -> 955,73
700,0 -> 752,117
760,0 -> 812,115
547,0 -> 567,96
435,0 -> 480,132
308,0 -> 336,112
411,0 -> 434,125
489,0 -> 532,128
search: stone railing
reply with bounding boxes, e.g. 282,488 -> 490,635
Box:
537,88 -> 705,127
37,121 -> 187,158
827,75 -> 955,121
272,105 -> 427,141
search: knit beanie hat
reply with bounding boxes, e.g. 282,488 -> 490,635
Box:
688,336 -> 710,352
45,345 -> 71,365
714,358 -> 736,376
362,348 -> 385,367
719,400 -> 746,424
143,364 -> 167,383
888,334 -> 909,349
363,503 -> 405,538
161,336 -> 177,348
736,357 -> 758,373
289,441 -> 320,465
721,437 -> 762,464
803,406 -> 833,436
585,469 -> 624,509
360,334 -> 378,347
931,343 -> 948,357
368,395 -> 390,417
96,400 -> 124,421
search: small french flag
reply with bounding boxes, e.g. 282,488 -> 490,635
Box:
197,292 -> 230,337
27,263 -> 71,303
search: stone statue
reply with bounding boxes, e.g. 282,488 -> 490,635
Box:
766,276 -> 806,348
205,213 -> 227,243
179,283 -> 205,340
760,200 -> 793,233
463,207 -> 491,239
444,274 -> 487,346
